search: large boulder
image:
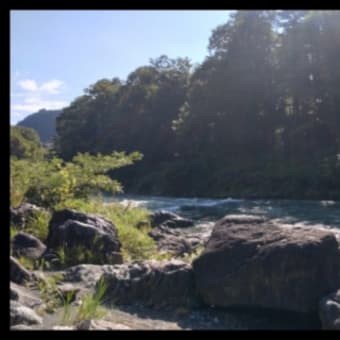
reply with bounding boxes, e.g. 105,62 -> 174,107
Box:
100,260 -> 199,309
150,210 -> 194,229
10,203 -> 44,229
10,256 -> 32,284
10,301 -> 42,326
12,232 -> 47,260
193,217 -> 340,314
319,289 -> 340,330
45,209 -> 122,265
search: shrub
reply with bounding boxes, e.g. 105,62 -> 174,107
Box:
25,209 -> 51,242
10,151 -> 142,208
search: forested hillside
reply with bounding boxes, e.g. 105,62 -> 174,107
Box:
55,11 -> 340,199
17,109 -> 61,143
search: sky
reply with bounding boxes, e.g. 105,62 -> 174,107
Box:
10,10 -> 232,124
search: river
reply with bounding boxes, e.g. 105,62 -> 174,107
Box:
108,194 -> 340,237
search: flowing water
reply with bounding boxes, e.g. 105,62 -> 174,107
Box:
108,194 -> 340,238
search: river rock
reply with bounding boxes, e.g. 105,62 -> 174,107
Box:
11,324 -> 40,330
10,256 -> 32,284
10,301 -> 42,326
150,210 -> 194,228
52,325 -> 75,330
10,282 -> 43,308
319,289 -> 340,329
45,209 -> 122,265
10,203 -> 44,229
100,260 -> 198,309
12,232 -> 47,260
149,225 -> 208,256
63,264 -> 116,288
193,217 -> 340,314
77,319 -> 131,330
221,214 -> 267,224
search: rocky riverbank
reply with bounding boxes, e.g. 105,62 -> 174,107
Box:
10,203 -> 340,330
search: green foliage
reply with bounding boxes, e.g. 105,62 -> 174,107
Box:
17,256 -> 35,270
56,243 -> 103,268
25,209 -> 51,242
53,11 -> 340,200
11,126 -> 46,160
179,246 -> 205,263
74,277 -> 107,323
37,273 -> 65,313
10,151 -> 142,208
61,290 -> 75,324
56,198 -> 158,261
10,226 -> 18,240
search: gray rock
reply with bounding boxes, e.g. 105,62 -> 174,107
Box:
63,264 -> 116,288
77,319 -> 131,330
193,217 -> 340,314
149,226 -> 208,256
10,285 -> 19,300
10,203 -> 44,229
221,214 -> 267,224
45,209 -> 122,265
10,256 -> 31,284
100,260 -> 199,309
52,325 -> 75,330
57,283 -> 80,302
12,232 -> 47,260
319,289 -> 340,329
10,282 -> 43,308
150,210 -> 194,228
11,324 -> 39,330
10,301 -> 42,326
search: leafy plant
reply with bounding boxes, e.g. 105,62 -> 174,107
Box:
10,151 -> 142,208
37,273 -> 65,313
25,209 -> 51,242
74,277 -> 108,323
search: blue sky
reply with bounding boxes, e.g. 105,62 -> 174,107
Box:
10,10 -> 232,124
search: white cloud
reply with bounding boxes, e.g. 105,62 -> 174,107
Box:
18,79 -> 38,92
40,79 -> 64,94
17,78 -> 64,94
11,78 -> 68,124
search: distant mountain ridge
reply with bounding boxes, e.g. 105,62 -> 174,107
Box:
17,109 -> 61,143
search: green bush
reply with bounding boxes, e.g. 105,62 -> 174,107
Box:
25,209 -> 51,242
10,151 -> 142,208
10,126 -> 46,161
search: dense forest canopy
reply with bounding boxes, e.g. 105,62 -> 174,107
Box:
54,10 -> 340,199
